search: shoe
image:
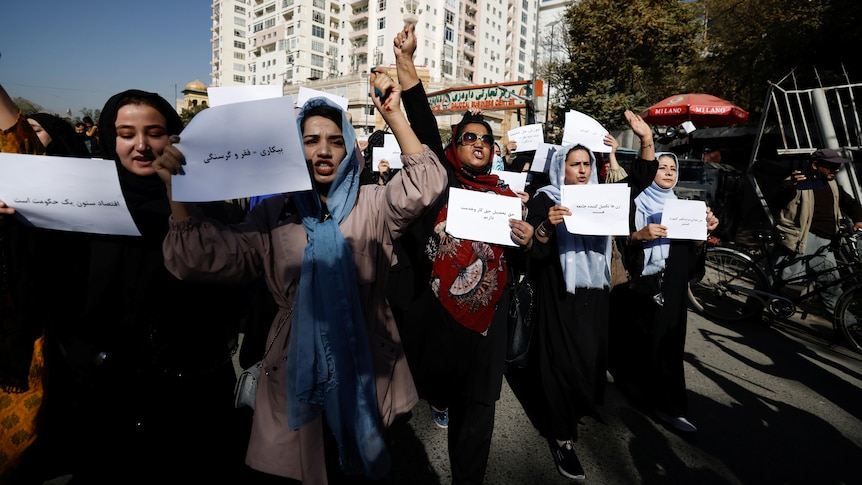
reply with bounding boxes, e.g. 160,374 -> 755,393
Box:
655,410 -> 698,433
430,405 -> 449,429
549,439 -> 586,480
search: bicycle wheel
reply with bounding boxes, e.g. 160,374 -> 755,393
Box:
688,246 -> 771,322
834,284 -> 862,354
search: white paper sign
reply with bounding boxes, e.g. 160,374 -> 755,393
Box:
172,95 -> 311,202
560,184 -> 631,235
561,110 -> 610,153
372,144 -> 403,171
207,85 -> 283,107
0,153 -> 141,236
297,86 -> 349,111
446,188 -> 522,246
492,169 -> 527,194
661,199 -> 707,240
383,133 -> 399,150
531,142 -> 560,173
507,124 -> 544,152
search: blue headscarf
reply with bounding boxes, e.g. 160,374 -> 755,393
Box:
536,144 -> 611,293
634,152 -> 679,276
286,97 -> 390,479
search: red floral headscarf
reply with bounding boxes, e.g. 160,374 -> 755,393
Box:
427,113 -> 518,334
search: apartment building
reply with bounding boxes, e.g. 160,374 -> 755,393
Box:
209,0 -> 567,135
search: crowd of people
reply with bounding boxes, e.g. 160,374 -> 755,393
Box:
22,21 -> 862,485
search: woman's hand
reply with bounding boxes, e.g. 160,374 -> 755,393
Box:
634,223 -> 667,242
0,198 -> 15,226
370,69 -> 402,113
706,206 -> 719,233
624,110 -> 651,139
547,205 -> 571,226
517,191 -> 529,204
510,217 -> 534,248
603,133 -> 619,153
152,135 -> 186,189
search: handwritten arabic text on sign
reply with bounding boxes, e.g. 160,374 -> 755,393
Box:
445,188 -> 522,246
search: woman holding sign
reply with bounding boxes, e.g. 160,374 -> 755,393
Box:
155,72 -> 446,482
392,22 -> 535,485
608,110 -> 718,435
521,143 -> 614,481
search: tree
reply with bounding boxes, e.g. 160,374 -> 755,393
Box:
12,97 -> 45,117
547,0 -> 702,133
180,104 -> 208,126
687,0 -> 862,117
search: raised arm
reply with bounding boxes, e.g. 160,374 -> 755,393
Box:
603,133 -> 627,183
394,23 -> 420,91
624,110 -> 654,161
392,23 -> 444,162
369,69 -> 421,155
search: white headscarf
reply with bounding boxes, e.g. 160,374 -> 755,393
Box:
536,144 -> 611,293
634,152 -> 679,276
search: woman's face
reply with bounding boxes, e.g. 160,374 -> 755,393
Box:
27,119 -> 52,149
563,148 -> 592,185
303,115 -> 347,187
456,122 -> 492,171
114,103 -> 170,176
654,155 -> 678,189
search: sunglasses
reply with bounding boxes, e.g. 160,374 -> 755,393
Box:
457,132 -> 494,146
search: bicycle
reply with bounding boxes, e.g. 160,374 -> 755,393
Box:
687,224 -> 862,354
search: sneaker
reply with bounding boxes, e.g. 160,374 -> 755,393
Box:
430,405 -> 449,429
549,439 -> 586,480
655,410 -> 698,433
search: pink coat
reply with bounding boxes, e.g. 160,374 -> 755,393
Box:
163,147 -> 446,482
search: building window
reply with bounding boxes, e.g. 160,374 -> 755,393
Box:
286,24 -> 294,35
311,54 -> 324,67
233,75 -> 246,83
234,40 -> 246,49
312,40 -> 324,52
312,25 -> 325,38
313,0 -> 324,7
442,61 -> 452,75
444,26 -> 453,42
377,17 -> 386,29
253,23 -> 263,33
265,18 -> 276,28
445,10 -> 454,24
312,11 -> 325,24
378,0 -> 386,10
310,68 -> 324,79
234,52 -> 245,60
234,16 -> 245,27
235,5 -> 246,14
234,63 -> 246,72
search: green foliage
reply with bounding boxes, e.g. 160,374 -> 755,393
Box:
544,0 -> 862,134
13,97 -> 45,117
548,0 -> 701,131
687,0 -> 862,117
180,104 -> 208,126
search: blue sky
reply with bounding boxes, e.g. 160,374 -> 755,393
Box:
0,1 -> 213,117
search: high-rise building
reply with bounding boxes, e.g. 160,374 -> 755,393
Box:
209,0 -> 557,135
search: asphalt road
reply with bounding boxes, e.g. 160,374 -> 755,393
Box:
381,309 -> 862,484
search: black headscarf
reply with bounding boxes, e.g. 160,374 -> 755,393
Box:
98,90 -> 184,240
28,113 -> 90,158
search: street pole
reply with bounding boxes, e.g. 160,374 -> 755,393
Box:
546,21 -> 559,123
529,5 -> 539,126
